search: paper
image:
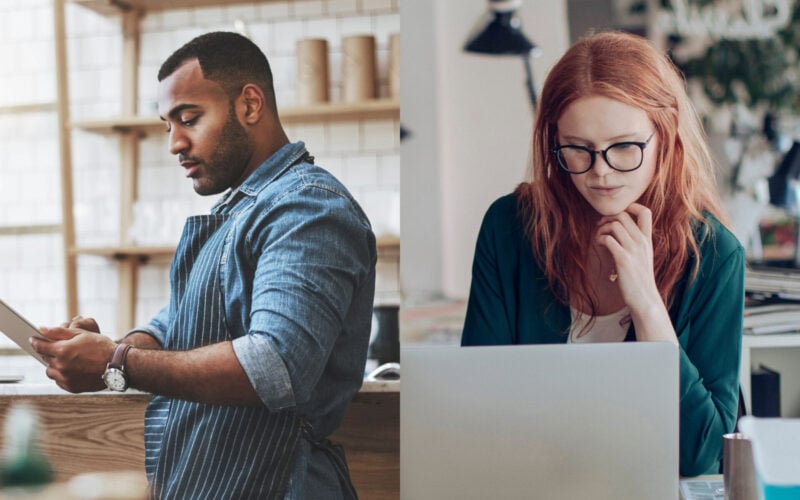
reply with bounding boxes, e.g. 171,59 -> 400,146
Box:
679,478 -> 724,499
743,303 -> 800,335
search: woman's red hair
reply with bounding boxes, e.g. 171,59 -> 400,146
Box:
516,31 -> 727,316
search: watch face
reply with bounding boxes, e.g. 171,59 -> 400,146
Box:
103,367 -> 128,392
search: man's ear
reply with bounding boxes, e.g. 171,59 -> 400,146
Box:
239,84 -> 265,124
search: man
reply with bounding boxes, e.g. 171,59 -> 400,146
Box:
31,32 -> 376,499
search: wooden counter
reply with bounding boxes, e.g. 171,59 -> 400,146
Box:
0,381 -> 399,499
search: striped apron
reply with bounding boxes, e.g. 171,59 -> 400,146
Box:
144,212 -> 302,499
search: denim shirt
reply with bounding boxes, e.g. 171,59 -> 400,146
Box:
134,142 -> 377,498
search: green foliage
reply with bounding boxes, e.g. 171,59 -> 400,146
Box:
631,0 -> 800,112
682,37 -> 798,110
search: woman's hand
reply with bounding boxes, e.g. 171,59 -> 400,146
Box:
595,203 -> 677,343
595,203 -> 658,310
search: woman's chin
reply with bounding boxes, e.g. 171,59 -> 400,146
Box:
591,205 -> 628,217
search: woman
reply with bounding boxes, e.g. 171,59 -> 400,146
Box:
461,31 -> 744,477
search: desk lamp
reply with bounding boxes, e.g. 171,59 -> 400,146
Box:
463,0 -> 541,110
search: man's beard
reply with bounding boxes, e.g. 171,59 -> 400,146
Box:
188,106 -> 253,196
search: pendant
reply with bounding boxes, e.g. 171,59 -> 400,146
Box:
608,271 -> 618,283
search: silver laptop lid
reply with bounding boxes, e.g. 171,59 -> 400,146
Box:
401,342 -> 679,500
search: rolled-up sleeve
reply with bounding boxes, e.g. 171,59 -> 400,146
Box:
231,184 -> 375,411
129,304 -> 170,346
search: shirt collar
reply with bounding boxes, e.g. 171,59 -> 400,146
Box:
212,141 -> 309,212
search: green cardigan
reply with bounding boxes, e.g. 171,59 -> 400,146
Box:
462,194 -> 745,477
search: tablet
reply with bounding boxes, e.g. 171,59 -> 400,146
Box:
0,374 -> 24,383
0,298 -> 48,365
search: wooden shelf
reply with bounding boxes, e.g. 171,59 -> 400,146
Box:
70,114 -> 162,134
71,0 -> 284,16
0,102 -> 57,116
376,235 -> 400,252
0,224 -> 61,236
70,99 -> 399,134
71,245 -> 175,260
73,239 -> 399,260
281,99 -> 399,122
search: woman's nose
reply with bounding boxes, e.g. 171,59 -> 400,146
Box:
591,153 -> 615,176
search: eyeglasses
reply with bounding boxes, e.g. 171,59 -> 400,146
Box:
552,132 -> 655,174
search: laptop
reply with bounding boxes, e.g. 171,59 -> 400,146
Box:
400,342 -> 679,500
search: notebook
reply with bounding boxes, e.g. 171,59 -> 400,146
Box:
400,342 -> 679,500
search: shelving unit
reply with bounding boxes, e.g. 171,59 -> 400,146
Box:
741,333 -> 800,418
56,0 -> 400,332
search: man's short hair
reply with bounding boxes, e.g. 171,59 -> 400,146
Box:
158,31 -> 276,107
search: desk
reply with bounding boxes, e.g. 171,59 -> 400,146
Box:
0,381 -> 399,500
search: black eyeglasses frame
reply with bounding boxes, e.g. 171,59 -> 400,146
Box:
552,132 -> 655,174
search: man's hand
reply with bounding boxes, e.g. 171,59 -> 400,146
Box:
60,315 -> 101,333
30,327 -> 116,393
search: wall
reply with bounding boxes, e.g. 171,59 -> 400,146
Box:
0,0 -> 399,347
401,0 -> 570,302
568,0 -> 613,41
0,0 -> 65,338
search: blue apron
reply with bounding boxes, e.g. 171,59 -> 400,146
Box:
144,212 -> 302,499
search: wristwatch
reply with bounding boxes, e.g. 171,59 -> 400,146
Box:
102,343 -> 132,392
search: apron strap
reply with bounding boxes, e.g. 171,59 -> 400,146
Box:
302,421 -> 359,500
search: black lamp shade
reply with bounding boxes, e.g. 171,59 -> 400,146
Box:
464,11 -> 536,56
463,1 -> 540,109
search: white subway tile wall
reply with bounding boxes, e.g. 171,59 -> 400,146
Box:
0,0 -> 399,346
0,0 -> 64,347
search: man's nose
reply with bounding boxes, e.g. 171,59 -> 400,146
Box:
169,128 -> 189,156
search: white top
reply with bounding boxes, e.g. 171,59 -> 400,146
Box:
569,306 -> 631,343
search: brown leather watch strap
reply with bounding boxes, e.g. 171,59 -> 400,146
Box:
109,343 -> 132,370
